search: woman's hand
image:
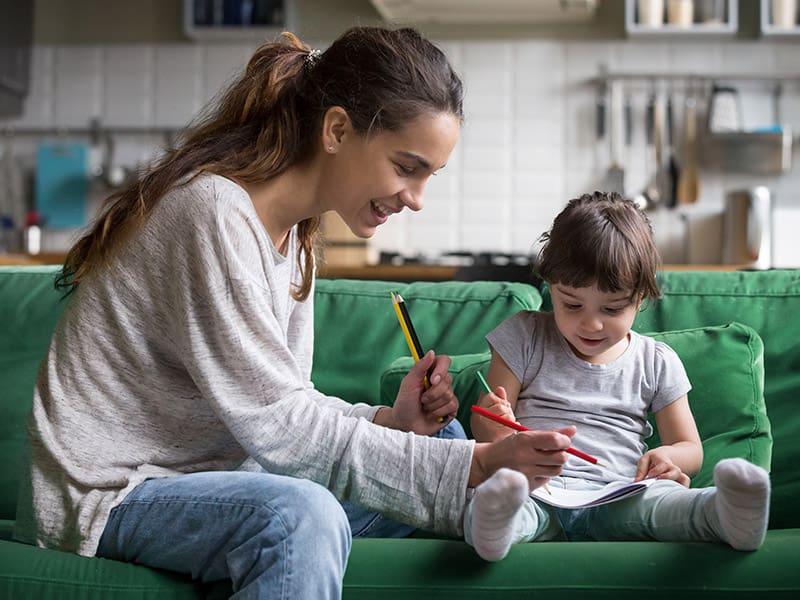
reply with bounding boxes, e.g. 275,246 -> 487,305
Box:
383,351 -> 459,436
469,426 -> 576,490
634,448 -> 691,487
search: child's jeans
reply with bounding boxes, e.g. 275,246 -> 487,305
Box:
464,475 -> 719,546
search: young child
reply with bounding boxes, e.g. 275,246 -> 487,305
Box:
466,191 -> 771,561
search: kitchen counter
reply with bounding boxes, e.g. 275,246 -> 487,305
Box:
320,263 -> 743,281
321,264 -> 461,281
0,254 -> 745,279
0,252 -> 69,266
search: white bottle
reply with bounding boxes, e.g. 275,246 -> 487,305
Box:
24,211 -> 42,255
668,0 -> 694,27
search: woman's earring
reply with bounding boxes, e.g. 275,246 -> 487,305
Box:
328,145 -> 335,152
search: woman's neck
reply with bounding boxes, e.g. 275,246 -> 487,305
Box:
237,163 -> 320,253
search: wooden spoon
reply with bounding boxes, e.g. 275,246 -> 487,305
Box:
677,95 -> 700,205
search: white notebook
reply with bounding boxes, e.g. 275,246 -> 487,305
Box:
531,478 -> 658,509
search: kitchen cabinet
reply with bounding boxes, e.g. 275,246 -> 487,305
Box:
625,0 -> 738,37
760,0 -> 800,36
0,0 -> 33,117
183,0 -> 295,41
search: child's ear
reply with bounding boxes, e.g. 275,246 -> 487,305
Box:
636,294 -> 648,312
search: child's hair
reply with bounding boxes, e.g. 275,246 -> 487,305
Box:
536,191 -> 661,303
57,26 -> 463,301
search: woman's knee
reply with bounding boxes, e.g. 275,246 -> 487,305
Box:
257,478 -> 351,543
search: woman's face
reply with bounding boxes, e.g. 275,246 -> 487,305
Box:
330,111 -> 460,239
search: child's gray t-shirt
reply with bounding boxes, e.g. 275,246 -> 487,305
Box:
486,311 -> 691,482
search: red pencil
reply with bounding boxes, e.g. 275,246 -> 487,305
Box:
470,404 -> 607,467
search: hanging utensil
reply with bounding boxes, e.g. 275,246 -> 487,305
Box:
677,86 -> 700,205
632,86 -> 659,210
601,80 -> 625,196
624,90 -> 633,174
653,92 -> 670,208
594,82 -> 607,177
664,91 -> 680,208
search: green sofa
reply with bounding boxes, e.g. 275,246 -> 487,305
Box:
1,265 -> 799,599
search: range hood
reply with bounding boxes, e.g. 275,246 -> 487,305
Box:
369,0 -> 598,24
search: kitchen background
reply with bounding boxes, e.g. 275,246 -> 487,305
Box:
1,0 -> 800,270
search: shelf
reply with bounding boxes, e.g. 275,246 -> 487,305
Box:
183,0 -> 294,41
760,0 -> 800,36
701,128 -> 794,174
625,0 -> 738,37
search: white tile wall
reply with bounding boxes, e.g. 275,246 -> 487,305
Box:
154,45 -> 204,127
53,47 -> 104,128
103,46 -> 155,128
3,38 -> 800,264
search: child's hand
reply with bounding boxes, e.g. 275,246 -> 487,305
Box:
634,448 -> 691,487
477,385 -> 518,425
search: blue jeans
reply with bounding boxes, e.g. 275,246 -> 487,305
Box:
97,419 -> 466,599
97,471 -> 350,599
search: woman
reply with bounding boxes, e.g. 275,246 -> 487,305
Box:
16,26 -> 574,598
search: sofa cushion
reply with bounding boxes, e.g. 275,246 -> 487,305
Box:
0,539 -> 232,599
0,266 -> 66,520
627,270 -> 800,529
646,322 -> 770,487
344,532 -> 800,599
381,322 -> 770,489
313,279 -> 541,406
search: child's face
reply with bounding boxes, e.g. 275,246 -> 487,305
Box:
549,282 -> 640,364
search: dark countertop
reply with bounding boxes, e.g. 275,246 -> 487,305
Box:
1,254 -> 744,279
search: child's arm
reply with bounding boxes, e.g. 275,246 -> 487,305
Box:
634,395 -> 703,485
470,354 -> 522,442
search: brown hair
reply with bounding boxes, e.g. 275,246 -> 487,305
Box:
57,27 -> 463,300
536,191 -> 661,304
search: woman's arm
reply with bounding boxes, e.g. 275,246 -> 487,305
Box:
634,395 -> 703,485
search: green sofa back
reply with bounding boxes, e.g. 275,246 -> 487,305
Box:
0,267 -> 67,521
637,270 -> 800,530
0,268 -> 542,522
312,278 -> 542,406
3,267 -> 796,531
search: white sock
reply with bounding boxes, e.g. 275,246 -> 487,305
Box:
469,468 -> 530,561
711,458 -> 770,551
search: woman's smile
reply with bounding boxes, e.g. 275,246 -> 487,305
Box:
370,199 -> 396,225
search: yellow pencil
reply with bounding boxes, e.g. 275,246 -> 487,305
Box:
391,292 -> 430,388
391,293 -> 421,362
391,292 -> 443,422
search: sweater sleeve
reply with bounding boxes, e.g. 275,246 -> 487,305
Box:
165,186 -> 473,536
